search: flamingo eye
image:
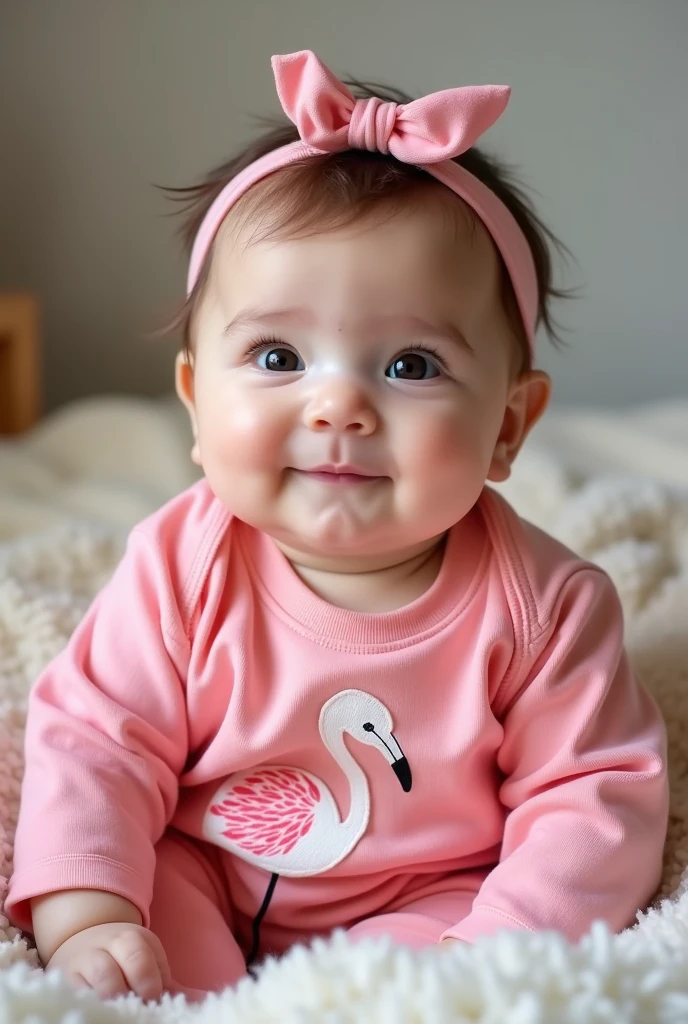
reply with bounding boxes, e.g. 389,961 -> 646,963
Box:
363,723 -> 375,732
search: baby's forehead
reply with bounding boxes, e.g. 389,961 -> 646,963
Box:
210,194 -> 501,296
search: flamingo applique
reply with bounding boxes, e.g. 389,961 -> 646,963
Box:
202,689 -> 412,964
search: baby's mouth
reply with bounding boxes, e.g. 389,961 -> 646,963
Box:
293,464 -> 386,485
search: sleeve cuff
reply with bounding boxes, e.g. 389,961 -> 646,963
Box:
440,905 -> 534,944
5,855 -> 152,933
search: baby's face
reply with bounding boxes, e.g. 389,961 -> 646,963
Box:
180,200 -> 542,568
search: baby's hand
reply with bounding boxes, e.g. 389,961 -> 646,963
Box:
47,921 -> 173,1001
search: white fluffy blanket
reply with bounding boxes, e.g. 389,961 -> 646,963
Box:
2,396 -> 688,1023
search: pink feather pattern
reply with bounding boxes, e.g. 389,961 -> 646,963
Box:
209,767 -> 321,856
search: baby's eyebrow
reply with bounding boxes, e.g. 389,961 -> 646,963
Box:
222,306 -> 315,335
369,314 -> 474,355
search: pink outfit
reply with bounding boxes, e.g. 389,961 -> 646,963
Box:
7,480 -> 668,990
187,51 -> 539,356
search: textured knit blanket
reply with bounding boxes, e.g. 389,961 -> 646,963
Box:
1,396 -> 688,1023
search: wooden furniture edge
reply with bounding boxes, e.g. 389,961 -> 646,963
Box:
0,293 -> 41,435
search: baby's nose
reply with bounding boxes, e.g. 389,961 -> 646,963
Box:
303,380 -> 378,436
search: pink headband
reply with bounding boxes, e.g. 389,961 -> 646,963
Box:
188,50 -> 538,356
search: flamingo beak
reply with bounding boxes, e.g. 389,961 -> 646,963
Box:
392,756 -> 412,792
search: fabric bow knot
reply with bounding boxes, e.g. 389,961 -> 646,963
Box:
348,97 -> 398,154
271,51 -> 511,164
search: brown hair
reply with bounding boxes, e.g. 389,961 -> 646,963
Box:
164,81 -> 571,369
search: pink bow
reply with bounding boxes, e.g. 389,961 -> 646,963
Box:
271,51 -> 510,165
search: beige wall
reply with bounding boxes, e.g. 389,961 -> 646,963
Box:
1,0 -> 686,411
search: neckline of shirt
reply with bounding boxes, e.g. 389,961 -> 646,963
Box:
237,502 -> 489,650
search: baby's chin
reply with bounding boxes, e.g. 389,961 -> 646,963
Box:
267,523 -> 397,563
260,516 -> 445,575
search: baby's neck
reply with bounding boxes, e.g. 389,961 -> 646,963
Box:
276,537 -> 447,613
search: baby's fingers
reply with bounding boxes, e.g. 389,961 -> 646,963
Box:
76,948 -> 130,999
110,931 -> 166,1001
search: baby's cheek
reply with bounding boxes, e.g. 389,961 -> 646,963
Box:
398,412 -> 492,522
202,398 -> 283,470
400,412 -> 474,472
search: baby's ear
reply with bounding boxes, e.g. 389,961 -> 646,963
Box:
175,352 -> 202,465
487,370 -> 551,482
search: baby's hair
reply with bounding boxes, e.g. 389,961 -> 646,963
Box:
164,80 -> 571,370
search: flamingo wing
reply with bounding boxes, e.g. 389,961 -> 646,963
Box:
210,767 -> 321,857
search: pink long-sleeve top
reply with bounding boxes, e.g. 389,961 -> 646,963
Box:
7,480 -> 668,946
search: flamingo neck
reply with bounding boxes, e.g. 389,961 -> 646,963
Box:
324,728 -> 369,836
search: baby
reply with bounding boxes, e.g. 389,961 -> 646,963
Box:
7,51 -> 668,1002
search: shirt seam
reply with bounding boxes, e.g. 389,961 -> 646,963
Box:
469,904 -> 535,932
128,526 -> 191,656
481,491 -> 618,717
180,501 -> 231,640
147,491 -> 232,643
477,489 -> 540,706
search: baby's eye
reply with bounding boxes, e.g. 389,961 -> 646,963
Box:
386,352 -> 441,380
257,346 -> 305,372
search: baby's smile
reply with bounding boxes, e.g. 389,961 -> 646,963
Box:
292,465 -> 388,486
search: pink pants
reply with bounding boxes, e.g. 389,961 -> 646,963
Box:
150,833 -> 475,995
